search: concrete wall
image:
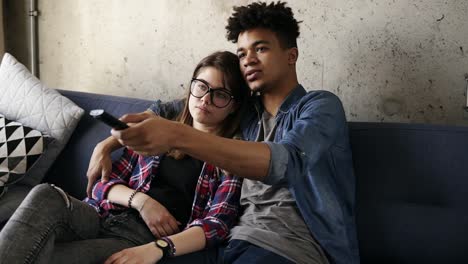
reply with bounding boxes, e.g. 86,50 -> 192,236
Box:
5,0 -> 468,125
4,0 -> 30,67
0,2 -> 4,54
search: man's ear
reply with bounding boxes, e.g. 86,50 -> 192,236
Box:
287,47 -> 299,65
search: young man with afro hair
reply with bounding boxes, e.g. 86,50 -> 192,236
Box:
91,2 -> 360,264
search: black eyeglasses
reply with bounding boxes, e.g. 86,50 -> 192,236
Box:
190,78 -> 234,108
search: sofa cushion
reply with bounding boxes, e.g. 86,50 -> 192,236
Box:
349,122 -> 468,263
0,114 -> 49,198
45,90 -> 154,199
0,184 -> 32,227
0,53 -> 84,186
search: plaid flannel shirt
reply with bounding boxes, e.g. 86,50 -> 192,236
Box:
84,148 -> 242,247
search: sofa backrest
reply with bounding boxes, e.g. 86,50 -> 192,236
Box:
47,90 -> 468,263
45,90 -> 154,199
349,122 -> 468,263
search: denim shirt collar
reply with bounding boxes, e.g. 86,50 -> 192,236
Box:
278,84 -> 306,114
253,84 -> 306,115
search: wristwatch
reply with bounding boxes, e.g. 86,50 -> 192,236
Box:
154,237 -> 175,259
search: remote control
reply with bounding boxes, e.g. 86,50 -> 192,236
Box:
89,109 -> 129,130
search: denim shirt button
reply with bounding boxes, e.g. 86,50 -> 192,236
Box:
301,152 -> 306,156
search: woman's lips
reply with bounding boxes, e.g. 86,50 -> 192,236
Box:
196,106 -> 210,113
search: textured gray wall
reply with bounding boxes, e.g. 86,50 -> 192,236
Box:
5,0 -> 468,125
4,0 -> 30,66
0,2 -> 4,54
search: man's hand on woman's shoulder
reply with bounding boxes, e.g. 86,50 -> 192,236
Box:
86,140 -> 114,197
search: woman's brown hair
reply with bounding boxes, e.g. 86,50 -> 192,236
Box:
169,51 -> 249,159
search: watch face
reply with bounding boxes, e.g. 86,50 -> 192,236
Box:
156,240 -> 168,248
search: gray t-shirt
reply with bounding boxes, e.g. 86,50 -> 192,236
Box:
230,111 -> 329,264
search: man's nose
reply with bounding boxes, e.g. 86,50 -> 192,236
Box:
243,51 -> 258,67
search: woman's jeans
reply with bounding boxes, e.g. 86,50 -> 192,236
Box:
0,183 -> 156,264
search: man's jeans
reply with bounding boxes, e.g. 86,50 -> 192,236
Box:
0,183 -> 156,264
161,239 -> 295,264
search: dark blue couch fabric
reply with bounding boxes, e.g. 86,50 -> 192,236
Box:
44,90 -> 468,263
45,90 -> 153,199
349,122 -> 468,263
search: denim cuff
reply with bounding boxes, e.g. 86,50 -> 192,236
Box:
263,142 -> 288,185
147,100 -> 163,115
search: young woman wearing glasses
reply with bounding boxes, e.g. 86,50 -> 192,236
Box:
0,51 -> 249,264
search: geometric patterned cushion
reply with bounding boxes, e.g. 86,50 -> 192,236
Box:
0,114 -> 48,198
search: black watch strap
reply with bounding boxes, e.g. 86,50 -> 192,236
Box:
155,239 -> 171,259
155,237 -> 176,259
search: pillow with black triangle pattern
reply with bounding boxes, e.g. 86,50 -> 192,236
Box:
0,114 -> 50,198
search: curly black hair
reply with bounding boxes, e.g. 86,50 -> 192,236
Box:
226,1 -> 301,48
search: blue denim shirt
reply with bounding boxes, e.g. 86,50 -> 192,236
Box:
148,85 -> 360,264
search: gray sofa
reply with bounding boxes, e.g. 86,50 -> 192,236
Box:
4,89 -> 468,263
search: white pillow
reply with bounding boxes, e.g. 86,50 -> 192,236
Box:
0,53 -> 84,186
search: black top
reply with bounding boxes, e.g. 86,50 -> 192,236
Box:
145,154 -> 203,226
